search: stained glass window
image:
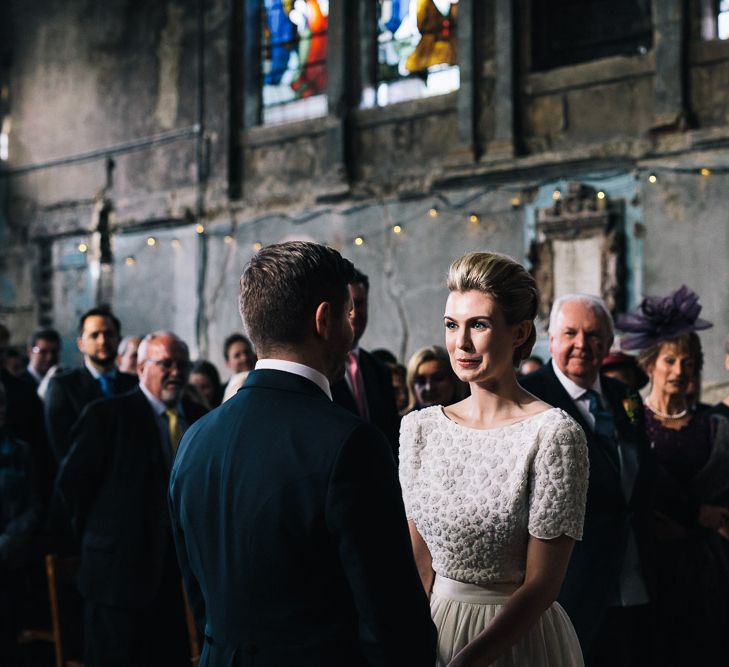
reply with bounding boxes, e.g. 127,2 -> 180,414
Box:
260,0 -> 329,125
368,0 -> 460,107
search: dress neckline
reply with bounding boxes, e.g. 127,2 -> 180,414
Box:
436,406 -> 558,432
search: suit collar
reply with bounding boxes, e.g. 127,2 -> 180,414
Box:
552,360 -> 604,402
254,359 -> 331,399
538,362 -> 592,434
244,368 -> 331,400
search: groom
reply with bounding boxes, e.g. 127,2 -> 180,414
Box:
169,241 -> 436,666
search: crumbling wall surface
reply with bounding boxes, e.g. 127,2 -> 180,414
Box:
521,55 -> 655,155
6,0 -> 229,235
641,167 -> 729,382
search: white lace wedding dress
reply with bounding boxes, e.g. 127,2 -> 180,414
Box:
399,406 -> 589,666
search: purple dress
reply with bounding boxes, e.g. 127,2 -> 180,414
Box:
646,408 -> 729,665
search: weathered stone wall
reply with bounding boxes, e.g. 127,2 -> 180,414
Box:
3,0 -> 729,386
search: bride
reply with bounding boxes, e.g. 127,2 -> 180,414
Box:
399,251 -> 588,666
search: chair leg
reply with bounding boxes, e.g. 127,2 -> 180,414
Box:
45,554 -> 64,667
180,580 -> 200,662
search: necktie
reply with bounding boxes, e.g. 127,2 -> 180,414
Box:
98,374 -> 114,398
583,389 -> 616,439
583,389 -> 619,463
347,352 -> 368,419
166,408 -> 183,456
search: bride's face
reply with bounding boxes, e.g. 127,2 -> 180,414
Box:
444,290 -> 525,385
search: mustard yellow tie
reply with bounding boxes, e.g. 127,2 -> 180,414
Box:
166,408 -> 183,455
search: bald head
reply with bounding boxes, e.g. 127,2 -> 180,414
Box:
137,332 -> 191,406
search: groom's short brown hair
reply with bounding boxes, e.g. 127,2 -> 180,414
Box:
240,241 -> 356,351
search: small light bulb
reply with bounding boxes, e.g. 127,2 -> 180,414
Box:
171,239 -> 181,249
510,196 -> 521,208
125,256 -> 136,266
648,173 -> 657,183
78,243 -> 88,253
253,242 -> 262,252
195,223 -> 205,234
428,207 -> 438,218
393,225 -> 402,234
469,213 -> 479,224
552,190 -> 561,201
224,235 -> 234,245
146,237 -> 156,247
354,236 -> 364,246
700,167 -> 712,177
597,191 -> 606,200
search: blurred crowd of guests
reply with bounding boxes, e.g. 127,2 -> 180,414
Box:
2,275 -> 729,665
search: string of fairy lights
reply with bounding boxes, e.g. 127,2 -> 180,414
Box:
71,161 -> 726,265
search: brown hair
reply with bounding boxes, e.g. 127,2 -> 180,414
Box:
239,241 -> 356,352
638,332 -> 704,376
447,252 -> 539,365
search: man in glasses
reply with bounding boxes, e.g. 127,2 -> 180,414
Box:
20,328 -> 61,388
55,331 -> 207,667
45,307 -> 138,461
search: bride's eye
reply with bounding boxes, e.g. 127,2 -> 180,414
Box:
444,321 -> 457,330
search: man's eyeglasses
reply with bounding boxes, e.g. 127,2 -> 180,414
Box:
149,358 -> 191,372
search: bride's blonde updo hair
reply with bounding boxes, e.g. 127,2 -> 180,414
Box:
447,251 -> 539,366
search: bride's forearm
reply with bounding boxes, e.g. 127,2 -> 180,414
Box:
447,582 -> 555,666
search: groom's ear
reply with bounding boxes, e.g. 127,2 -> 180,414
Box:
313,301 -> 331,340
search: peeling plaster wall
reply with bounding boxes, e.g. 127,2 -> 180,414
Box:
4,1 -> 729,390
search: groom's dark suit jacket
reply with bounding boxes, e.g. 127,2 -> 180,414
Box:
520,361 -> 655,652
170,369 -> 436,667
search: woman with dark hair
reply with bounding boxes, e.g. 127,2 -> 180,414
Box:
617,285 -> 729,666
400,252 -> 588,666
189,360 -> 223,409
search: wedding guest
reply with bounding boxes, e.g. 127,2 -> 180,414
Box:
519,355 -> 543,376
618,285 -> 729,666
521,294 -> 654,666
189,360 -> 223,409
223,333 -> 257,375
405,345 -> 466,413
19,328 -> 61,388
401,251 -> 588,666
600,350 -> 649,391
712,333 -> 729,420
331,269 -> 401,454
117,335 -> 142,374
0,380 -> 41,664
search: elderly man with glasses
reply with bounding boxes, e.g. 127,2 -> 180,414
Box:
55,331 -> 207,667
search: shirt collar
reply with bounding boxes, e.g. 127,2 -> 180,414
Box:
139,381 -> 182,416
85,360 -> 118,380
552,360 -> 603,401
26,364 -> 43,383
254,359 -> 332,400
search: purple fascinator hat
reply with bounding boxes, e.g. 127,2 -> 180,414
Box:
617,285 -> 713,351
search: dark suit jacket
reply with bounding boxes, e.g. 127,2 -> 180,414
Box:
170,369 -> 436,667
44,366 -> 137,462
331,349 -> 400,455
55,387 -> 206,608
1,368 -> 55,507
18,369 -> 40,388
520,362 -> 654,651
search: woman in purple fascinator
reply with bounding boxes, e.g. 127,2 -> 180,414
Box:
616,286 -> 729,665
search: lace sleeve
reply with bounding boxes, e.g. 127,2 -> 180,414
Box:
398,411 -> 423,521
528,414 -> 589,541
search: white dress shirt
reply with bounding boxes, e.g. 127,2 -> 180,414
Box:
255,359 -> 332,400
